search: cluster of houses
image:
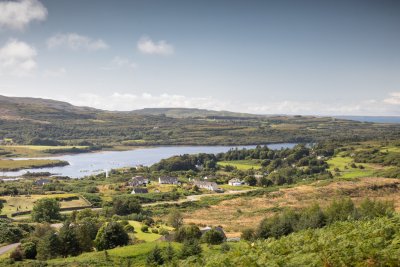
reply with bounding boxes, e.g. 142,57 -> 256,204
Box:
129,175 -> 248,194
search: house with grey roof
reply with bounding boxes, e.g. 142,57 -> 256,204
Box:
158,176 -> 179,185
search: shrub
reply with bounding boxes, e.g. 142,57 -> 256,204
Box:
241,228 -> 255,241
10,246 -> 24,261
141,225 -> 149,233
202,228 -> 225,245
95,222 -> 129,251
146,246 -> 164,266
174,225 -> 202,242
124,224 -> 135,233
21,242 -> 37,259
180,239 -> 202,259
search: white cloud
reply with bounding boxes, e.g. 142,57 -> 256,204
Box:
0,39 -> 37,76
0,0 -> 47,30
42,68 -> 66,78
384,92 -> 400,105
137,36 -> 174,55
47,33 -> 108,51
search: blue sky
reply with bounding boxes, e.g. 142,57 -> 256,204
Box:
0,0 -> 399,115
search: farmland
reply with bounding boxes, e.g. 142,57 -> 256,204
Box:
217,160 -> 262,170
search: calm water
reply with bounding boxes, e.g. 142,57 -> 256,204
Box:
1,143 -> 297,178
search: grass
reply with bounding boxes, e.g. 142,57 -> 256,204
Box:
219,184 -> 257,191
217,160 -> 262,170
0,194 -> 89,216
0,145 -> 88,158
0,159 -> 68,171
128,221 -> 163,242
327,155 -> 376,179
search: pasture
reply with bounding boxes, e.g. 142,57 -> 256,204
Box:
0,194 -> 90,217
217,160 -> 262,170
327,155 -> 376,178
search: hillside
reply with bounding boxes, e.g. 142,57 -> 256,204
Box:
0,95 -> 399,146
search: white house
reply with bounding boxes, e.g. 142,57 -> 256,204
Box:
228,178 -> 243,186
159,176 -> 179,185
131,188 -> 149,194
129,176 -> 149,187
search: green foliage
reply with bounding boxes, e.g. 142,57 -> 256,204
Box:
358,198 -> 394,219
9,246 -> 24,261
95,222 -> 129,251
146,246 -> 164,266
59,221 -> 81,257
201,228 -> 225,245
124,224 -> 135,233
36,232 -> 61,260
179,239 -> 202,259
21,241 -> 37,259
325,198 -> 357,224
174,225 -> 202,242
167,209 -> 183,229
241,228 -> 255,241
141,225 -> 149,233
0,220 -> 27,243
112,195 -> 142,216
31,198 -> 61,223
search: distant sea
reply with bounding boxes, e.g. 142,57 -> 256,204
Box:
335,116 -> 400,123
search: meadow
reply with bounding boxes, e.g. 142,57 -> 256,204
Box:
0,145 -> 88,158
0,159 -> 68,171
217,160 -> 262,170
327,154 -> 377,178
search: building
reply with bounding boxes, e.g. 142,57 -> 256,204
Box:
158,176 -> 179,185
228,178 -> 243,186
193,180 -> 219,191
131,188 -> 149,194
129,176 -> 149,187
33,179 -> 52,186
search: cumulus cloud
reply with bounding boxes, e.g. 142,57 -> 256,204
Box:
46,33 -> 108,51
137,36 -> 174,55
0,39 -> 37,76
384,92 -> 400,105
0,0 -> 47,30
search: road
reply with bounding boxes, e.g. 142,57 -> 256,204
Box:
0,243 -> 20,256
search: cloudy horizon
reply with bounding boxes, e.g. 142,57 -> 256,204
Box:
0,0 -> 399,116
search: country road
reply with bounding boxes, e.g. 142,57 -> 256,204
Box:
0,243 -> 20,256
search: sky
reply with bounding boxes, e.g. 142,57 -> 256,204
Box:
0,0 -> 399,116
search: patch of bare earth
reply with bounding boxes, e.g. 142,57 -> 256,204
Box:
183,177 -> 400,237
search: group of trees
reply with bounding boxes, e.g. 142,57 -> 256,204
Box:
242,198 -> 395,241
151,153 -> 218,172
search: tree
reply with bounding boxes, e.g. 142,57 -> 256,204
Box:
163,243 -> 175,262
325,198 -> 357,224
146,246 -> 164,266
36,232 -> 61,260
76,217 -> 100,252
31,198 -> 61,223
202,228 -> 225,245
59,221 -> 81,257
174,225 -> 202,242
0,201 -> 3,214
112,196 -> 142,216
244,176 -> 257,186
295,204 -> 326,231
179,239 -> 202,259
168,209 -> 183,229
21,242 -> 37,259
95,222 -> 129,251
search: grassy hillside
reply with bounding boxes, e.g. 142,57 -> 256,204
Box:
1,95 -> 400,147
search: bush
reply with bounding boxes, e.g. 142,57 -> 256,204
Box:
146,246 -> 164,266
152,228 -> 159,234
10,246 -> 24,261
241,228 -> 255,241
325,198 -> 357,224
95,222 -> 129,251
174,225 -> 202,242
112,196 -> 142,216
158,228 -> 169,236
124,224 -> 135,233
21,242 -> 37,259
202,228 -> 225,245
180,239 -> 202,259
141,225 -> 149,233
31,198 -> 61,223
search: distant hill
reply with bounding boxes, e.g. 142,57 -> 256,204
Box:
1,95 -> 399,146
130,108 -> 262,118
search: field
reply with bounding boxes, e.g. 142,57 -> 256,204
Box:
219,184 -> 257,191
0,194 -> 90,216
183,177 -> 400,237
0,145 -> 88,158
327,155 -> 377,178
217,160 -> 262,170
128,221 -> 173,242
0,159 -> 68,171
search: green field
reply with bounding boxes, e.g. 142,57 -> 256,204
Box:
327,155 -> 376,179
0,145 -> 88,158
218,160 -> 262,170
219,184 -> 257,191
0,159 -> 68,171
0,194 -> 90,216
128,221 -> 172,242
